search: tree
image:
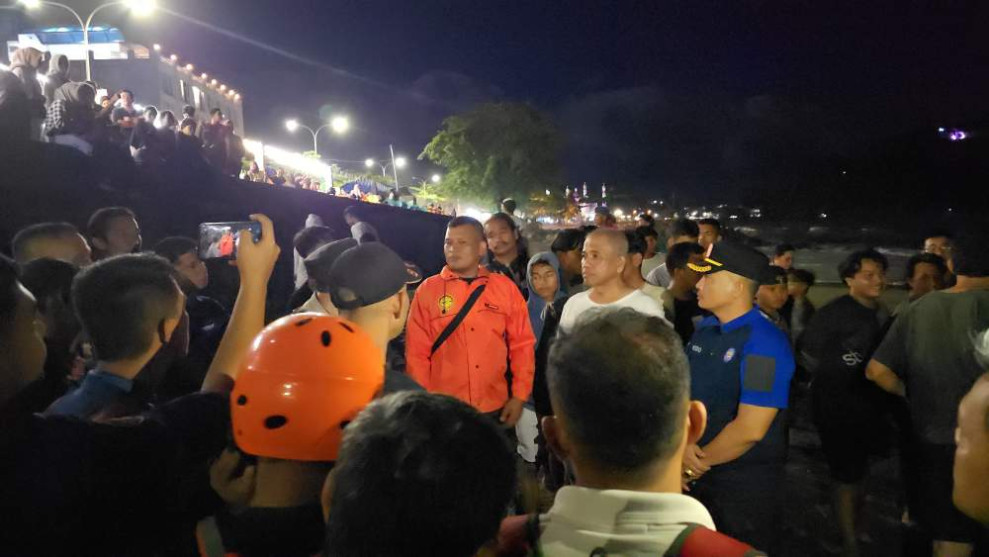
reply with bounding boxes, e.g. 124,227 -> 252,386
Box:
420,102 -> 563,208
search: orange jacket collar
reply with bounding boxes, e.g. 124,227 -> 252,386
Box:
439,265 -> 491,281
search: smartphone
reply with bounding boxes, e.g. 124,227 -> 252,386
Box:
198,221 -> 262,260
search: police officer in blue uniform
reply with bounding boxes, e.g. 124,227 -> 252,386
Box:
680,242 -> 795,554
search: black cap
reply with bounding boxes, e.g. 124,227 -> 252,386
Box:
762,265 -> 788,286
328,243 -> 423,310
304,238 -> 358,291
688,241 -> 771,283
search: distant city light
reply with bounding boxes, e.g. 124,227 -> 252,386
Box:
949,130 -> 968,141
433,174 -> 443,184
211,79 -> 218,86
234,94 -> 241,101
284,119 -> 299,132
219,84 -> 227,92
18,0 -> 41,9
169,54 -> 177,62
123,0 -> 156,17
365,158 -> 375,168
819,213 -> 828,219
938,127 -> 946,133
201,73 -> 208,79
152,43 -> 161,51
185,63 -> 194,71
545,189 -> 551,195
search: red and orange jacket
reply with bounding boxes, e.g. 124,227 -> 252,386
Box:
406,266 -> 536,413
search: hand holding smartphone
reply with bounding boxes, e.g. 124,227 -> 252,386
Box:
199,221 -> 263,260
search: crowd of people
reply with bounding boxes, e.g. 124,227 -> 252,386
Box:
1,187 -> 987,557
0,62 -> 987,548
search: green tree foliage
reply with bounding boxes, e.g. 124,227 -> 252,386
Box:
420,102 -> 563,207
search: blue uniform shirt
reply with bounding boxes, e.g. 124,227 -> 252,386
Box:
687,308 -> 795,470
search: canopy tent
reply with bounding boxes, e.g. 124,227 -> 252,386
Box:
341,178 -> 392,196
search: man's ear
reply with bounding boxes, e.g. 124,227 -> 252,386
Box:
686,400 -> 707,446
542,415 -> 570,461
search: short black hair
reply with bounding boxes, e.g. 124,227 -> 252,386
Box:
293,226 -> 336,258
625,230 -> 646,256
762,265 -> 788,286
158,110 -> 177,128
20,258 -> 78,314
698,218 -> 722,234
550,228 -> 586,254
325,392 -> 516,557
666,242 -> 705,271
72,254 -> 181,362
953,232 -> 989,277
143,105 -> 158,118
774,243 -> 796,257
447,216 -> 485,240
87,207 -> 136,242
637,213 -> 655,226
787,268 -> 816,287
485,212 -> 519,233
635,224 -> 658,240
11,222 -> 80,262
548,309 -> 689,477
153,237 -> 198,264
342,206 -> 361,219
838,248 -> 889,282
0,255 -> 20,330
500,198 -> 517,214
120,89 -> 133,97
210,108 -> 222,116
668,218 -> 699,240
182,105 -> 195,117
905,253 -> 948,283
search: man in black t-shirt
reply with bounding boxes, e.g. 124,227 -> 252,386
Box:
662,241 -> 707,344
801,249 -> 891,557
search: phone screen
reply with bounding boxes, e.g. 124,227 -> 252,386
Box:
198,221 -> 262,260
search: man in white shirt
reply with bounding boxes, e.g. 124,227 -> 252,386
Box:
344,206 -> 379,243
559,229 -> 667,332
495,309 -> 762,556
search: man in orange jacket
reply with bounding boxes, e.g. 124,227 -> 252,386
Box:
406,216 -> 536,427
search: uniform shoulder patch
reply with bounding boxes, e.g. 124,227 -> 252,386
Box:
743,354 -> 776,392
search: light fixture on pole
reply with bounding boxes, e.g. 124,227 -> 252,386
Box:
431,174 -> 442,184
285,116 -> 350,188
19,0 -> 156,81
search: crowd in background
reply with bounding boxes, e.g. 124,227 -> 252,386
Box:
1,187 -> 987,556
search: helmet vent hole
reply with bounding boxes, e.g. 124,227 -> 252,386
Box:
321,331 -> 332,346
295,318 -> 313,327
339,322 -> 354,333
236,395 -> 248,405
339,420 -> 351,430
264,415 -> 288,429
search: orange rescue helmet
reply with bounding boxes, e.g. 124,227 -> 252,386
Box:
231,313 -> 385,461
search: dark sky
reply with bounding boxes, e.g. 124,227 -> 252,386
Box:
39,1 -> 989,201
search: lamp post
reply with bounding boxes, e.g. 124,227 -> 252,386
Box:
285,116 -> 349,156
19,0 -> 156,81
365,151 -> 406,189
285,116 -> 349,188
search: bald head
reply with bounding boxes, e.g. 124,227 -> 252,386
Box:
954,373 -> 989,525
12,223 -> 92,267
587,229 -> 629,257
582,229 -> 630,288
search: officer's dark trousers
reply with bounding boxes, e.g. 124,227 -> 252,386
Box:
690,463 -> 784,555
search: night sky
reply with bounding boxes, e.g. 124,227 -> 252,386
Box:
24,1 -> 989,203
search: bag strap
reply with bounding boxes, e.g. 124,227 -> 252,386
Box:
431,284 -> 487,356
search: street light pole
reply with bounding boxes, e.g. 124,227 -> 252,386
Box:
389,144 -> 400,190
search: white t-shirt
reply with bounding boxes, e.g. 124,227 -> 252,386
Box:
646,262 -> 672,288
559,288 -> 668,332
641,254 -> 663,280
